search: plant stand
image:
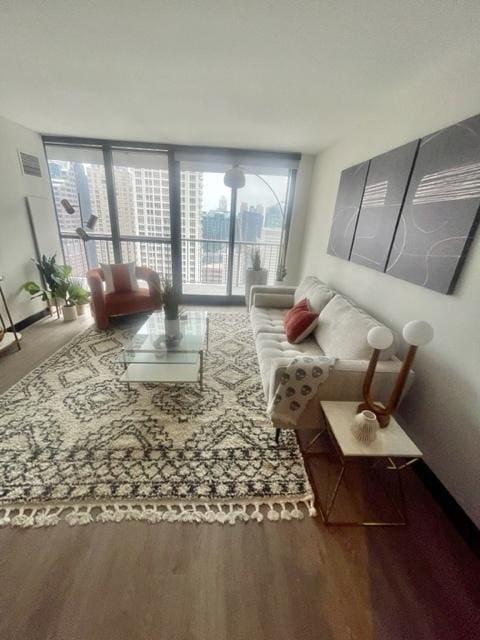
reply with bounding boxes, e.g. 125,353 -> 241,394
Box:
0,277 -> 21,353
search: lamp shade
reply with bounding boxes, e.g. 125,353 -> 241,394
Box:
367,326 -> 394,351
60,199 -> 75,214
224,166 -> 246,189
75,227 -> 90,242
86,214 -> 98,230
402,320 -> 434,346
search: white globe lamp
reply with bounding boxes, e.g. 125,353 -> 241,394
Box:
403,320 -> 434,347
224,166 -> 246,189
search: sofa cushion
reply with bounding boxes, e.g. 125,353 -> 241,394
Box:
314,294 -> 397,360
294,276 -> 323,303
294,276 -> 335,314
256,332 -> 324,398
250,306 -> 288,336
283,298 -> 319,344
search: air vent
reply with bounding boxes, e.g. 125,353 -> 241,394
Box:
19,151 -> 42,177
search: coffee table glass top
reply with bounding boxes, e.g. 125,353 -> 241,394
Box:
115,311 -> 207,365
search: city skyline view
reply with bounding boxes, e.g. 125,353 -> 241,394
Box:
46,149 -> 288,295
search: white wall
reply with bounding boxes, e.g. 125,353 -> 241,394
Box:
299,65 -> 480,525
0,116 -> 61,325
285,154 -> 315,285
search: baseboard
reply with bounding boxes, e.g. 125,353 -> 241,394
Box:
13,308 -> 50,332
414,461 -> 479,557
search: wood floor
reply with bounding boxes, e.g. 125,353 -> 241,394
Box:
0,311 -> 479,640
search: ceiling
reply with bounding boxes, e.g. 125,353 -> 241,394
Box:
1,0 -> 479,153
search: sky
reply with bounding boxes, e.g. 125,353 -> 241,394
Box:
202,172 -> 288,212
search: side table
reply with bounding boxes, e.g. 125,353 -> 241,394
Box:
314,401 -> 423,526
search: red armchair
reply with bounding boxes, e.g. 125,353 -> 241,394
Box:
87,266 -> 162,330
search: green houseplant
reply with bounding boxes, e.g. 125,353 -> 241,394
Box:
245,248 -> 268,308
160,278 -> 181,342
69,282 -> 91,316
21,254 -> 77,322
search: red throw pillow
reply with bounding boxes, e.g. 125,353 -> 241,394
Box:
283,298 -> 319,344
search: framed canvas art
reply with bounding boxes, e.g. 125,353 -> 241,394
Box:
386,114 -> 480,293
326,161 -> 369,261
350,140 -> 419,271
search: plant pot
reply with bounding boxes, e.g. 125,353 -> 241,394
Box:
62,305 -> 78,322
164,317 -> 181,342
76,303 -> 89,316
245,268 -> 268,308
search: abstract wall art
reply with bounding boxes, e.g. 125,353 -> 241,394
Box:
386,114 -> 480,293
327,113 -> 480,294
350,140 -> 419,272
326,161 -> 369,260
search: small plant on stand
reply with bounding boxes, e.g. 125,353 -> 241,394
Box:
160,278 -> 181,343
244,248 -> 268,308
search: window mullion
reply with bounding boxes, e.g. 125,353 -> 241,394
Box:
103,145 -> 122,263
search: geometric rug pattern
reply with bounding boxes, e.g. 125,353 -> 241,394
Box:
0,312 -> 315,527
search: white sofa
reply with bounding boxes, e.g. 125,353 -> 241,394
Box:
250,276 -> 413,430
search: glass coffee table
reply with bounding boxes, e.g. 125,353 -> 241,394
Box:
115,311 -> 209,390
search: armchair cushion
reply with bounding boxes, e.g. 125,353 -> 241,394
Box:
101,262 -> 138,293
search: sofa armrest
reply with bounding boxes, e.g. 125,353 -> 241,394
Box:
249,285 -> 296,309
268,356 -> 414,428
253,292 -> 294,309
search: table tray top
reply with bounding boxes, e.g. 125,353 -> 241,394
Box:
320,401 -> 423,458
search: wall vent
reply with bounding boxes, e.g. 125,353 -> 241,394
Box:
19,151 -> 42,177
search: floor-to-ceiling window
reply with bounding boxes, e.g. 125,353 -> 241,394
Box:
45,139 -> 299,301
111,149 -> 172,280
179,161 -> 231,296
232,167 -> 290,295
46,145 -> 115,278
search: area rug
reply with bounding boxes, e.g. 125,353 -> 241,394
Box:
0,311 -> 316,528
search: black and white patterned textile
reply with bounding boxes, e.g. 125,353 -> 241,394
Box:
0,312 -> 315,527
267,356 -> 336,426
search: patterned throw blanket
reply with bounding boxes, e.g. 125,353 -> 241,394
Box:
267,356 -> 336,426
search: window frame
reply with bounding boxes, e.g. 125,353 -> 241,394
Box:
43,136 -> 300,304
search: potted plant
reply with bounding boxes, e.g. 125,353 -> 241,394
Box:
61,295 -> 78,322
54,267 -> 78,322
245,249 -> 268,308
21,254 -> 67,317
69,282 -> 91,316
160,278 -> 181,343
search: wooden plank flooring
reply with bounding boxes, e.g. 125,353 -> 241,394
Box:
0,310 -> 479,640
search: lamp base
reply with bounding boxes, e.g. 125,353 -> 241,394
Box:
356,402 -> 391,428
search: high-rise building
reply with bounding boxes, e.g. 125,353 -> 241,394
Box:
48,159 -> 206,287
48,161 -> 88,276
264,204 -> 282,229
238,206 -> 263,242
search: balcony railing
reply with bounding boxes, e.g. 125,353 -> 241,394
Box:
181,239 -> 279,295
59,233 -> 279,297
